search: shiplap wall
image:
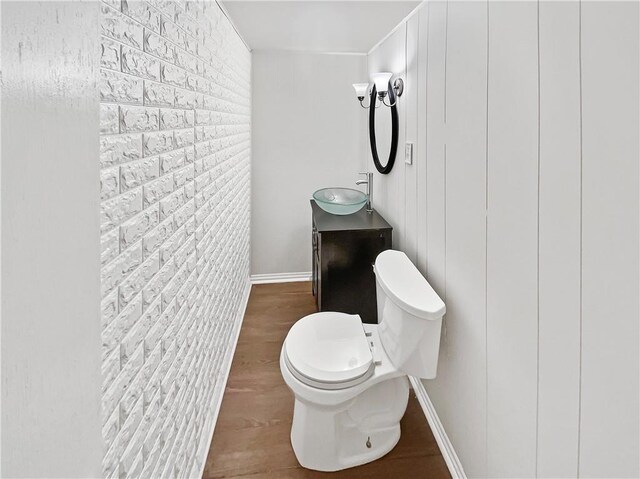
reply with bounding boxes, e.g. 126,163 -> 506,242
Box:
365,1 -> 639,477
99,0 -> 251,477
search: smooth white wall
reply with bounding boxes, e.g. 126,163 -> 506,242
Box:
251,51 -> 367,276
367,2 -> 639,477
1,2 -> 103,477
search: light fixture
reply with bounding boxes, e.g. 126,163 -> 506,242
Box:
372,72 -> 393,97
352,83 -> 370,108
352,83 -> 369,100
353,72 -> 403,109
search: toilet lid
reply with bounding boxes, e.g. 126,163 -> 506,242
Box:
284,312 -> 374,385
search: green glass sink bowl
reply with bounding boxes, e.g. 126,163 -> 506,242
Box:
312,188 -> 368,215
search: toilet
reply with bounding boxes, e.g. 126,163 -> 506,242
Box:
280,249 -> 446,472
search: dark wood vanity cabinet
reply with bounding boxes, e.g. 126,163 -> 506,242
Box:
311,200 -> 392,324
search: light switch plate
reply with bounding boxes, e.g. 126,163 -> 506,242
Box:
405,142 -> 413,165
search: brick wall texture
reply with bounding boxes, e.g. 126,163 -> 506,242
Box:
99,0 -> 251,477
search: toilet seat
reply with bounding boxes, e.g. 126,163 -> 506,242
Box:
283,312 -> 374,390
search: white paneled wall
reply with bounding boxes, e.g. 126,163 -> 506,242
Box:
368,26 -> 407,254
366,1 -> 639,477
439,2 -> 488,474
537,2 -> 581,476
98,1 -> 251,477
486,3 -> 539,476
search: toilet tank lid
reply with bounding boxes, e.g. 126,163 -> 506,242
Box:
374,250 -> 446,320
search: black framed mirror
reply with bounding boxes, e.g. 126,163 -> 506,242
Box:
368,83 -> 398,175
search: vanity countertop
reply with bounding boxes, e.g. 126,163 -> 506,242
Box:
310,199 -> 392,233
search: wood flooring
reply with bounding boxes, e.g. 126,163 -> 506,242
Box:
203,282 -> 451,479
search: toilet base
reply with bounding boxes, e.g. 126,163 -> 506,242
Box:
289,376 -> 410,472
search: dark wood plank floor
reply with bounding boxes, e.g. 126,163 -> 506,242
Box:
203,282 -> 451,479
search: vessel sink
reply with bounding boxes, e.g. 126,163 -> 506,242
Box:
312,188 -> 368,215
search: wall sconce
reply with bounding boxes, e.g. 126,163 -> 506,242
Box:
352,72 -> 404,109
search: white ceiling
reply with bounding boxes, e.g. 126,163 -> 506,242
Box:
221,1 -> 422,53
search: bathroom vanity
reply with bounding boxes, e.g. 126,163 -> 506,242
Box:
310,200 -> 392,323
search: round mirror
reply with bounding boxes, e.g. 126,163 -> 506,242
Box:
368,84 -> 398,175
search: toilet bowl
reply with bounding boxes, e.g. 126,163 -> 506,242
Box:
280,249 -> 446,472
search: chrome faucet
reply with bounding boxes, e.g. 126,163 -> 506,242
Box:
356,172 -> 373,213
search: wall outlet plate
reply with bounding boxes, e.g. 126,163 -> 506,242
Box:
405,142 -> 413,165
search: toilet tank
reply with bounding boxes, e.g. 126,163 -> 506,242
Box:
374,250 -> 445,379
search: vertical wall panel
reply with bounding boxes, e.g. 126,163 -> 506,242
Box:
537,2 -> 581,476
580,2 -> 639,477
421,0 -> 449,462
439,2 -> 488,477
367,25 -> 407,251
424,1 -> 447,298
486,2 -> 539,477
404,14 -> 420,264
416,4 -> 429,276
0,1 -> 4,470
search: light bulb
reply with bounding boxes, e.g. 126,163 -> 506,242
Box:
372,72 -> 393,95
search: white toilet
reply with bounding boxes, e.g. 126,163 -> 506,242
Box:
280,249 -> 446,472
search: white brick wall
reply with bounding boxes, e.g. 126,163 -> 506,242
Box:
99,1 -> 251,477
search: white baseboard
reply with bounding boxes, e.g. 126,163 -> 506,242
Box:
196,277 -> 252,479
250,271 -> 311,284
409,376 -> 467,479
